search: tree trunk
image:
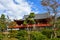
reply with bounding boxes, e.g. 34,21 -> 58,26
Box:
54,31 -> 57,38
53,10 -> 57,38
33,24 -> 36,31
11,28 -> 12,33
51,34 -> 53,39
27,25 -> 31,40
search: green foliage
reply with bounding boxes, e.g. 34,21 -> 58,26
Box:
0,14 -> 6,21
57,17 -> 60,20
23,12 -> 35,24
50,38 -> 60,40
16,30 -> 28,40
41,29 -> 54,38
29,12 -> 35,18
30,31 -> 47,40
55,19 -> 60,28
9,30 -> 18,38
56,30 -> 60,36
9,21 -> 17,28
18,36 -> 28,40
0,35 -> 3,40
28,18 -> 35,24
23,20 -> 27,25
0,14 -> 7,32
0,33 -> 4,40
17,30 -> 27,36
28,12 -> 35,24
0,22 -> 6,31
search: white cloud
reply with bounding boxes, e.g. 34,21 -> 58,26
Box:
0,0 -> 32,20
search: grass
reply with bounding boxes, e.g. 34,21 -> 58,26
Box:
2,37 -> 18,40
1,32 -> 18,40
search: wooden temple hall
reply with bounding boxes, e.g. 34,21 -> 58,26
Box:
9,13 -> 52,30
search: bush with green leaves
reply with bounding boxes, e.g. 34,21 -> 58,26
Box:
18,36 -> 28,40
50,38 -> 60,40
0,33 -> 4,40
16,30 -> 28,40
56,30 -> 60,37
41,29 -> 54,38
30,31 -> 47,40
8,30 -> 18,38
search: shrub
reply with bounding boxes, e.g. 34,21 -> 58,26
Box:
50,38 -> 60,40
41,29 -> 54,38
30,31 -> 47,40
9,30 -> 18,38
0,33 -> 4,40
16,30 -> 28,40
18,36 -> 28,40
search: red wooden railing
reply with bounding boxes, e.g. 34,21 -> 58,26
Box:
8,24 -> 51,28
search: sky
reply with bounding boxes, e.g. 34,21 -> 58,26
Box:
0,0 -> 60,20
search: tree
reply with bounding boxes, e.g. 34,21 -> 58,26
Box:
23,12 -> 35,40
23,12 -> 35,31
28,12 -> 35,18
9,21 -> 17,32
41,0 -> 60,38
8,21 -> 17,38
28,12 -> 35,30
0,14 -> 7,32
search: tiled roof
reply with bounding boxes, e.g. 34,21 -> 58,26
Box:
23,13 -> 50,20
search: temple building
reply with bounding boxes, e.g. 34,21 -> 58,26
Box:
8,13 -> 53,30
